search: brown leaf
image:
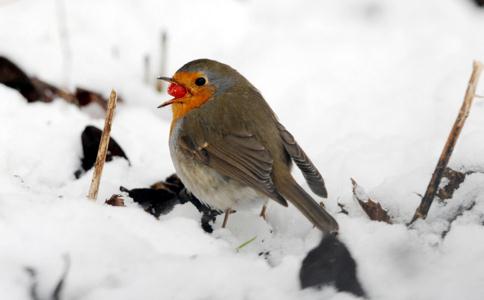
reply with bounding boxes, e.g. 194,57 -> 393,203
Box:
351,178 -> 392,224
0,56 -> 121,109
105,194 -> 125,206
75,125 -> 130,178
75,87 -> 109,109
0,56 -> 43,102
436,167 -> 467,201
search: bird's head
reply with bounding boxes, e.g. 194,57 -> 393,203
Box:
158,59 -> 239,120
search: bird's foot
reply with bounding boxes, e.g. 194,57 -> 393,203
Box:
221,208 -> 235,228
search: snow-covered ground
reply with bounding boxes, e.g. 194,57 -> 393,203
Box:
1,0 -> 484,299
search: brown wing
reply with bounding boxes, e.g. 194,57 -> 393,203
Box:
276,122 -> 328,198
178,130 -> 288,207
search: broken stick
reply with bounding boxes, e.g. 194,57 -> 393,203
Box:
409,61 -> 483,224
87,89 -> 118,201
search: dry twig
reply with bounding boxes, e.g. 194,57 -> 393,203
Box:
87,90 -> 117,200
156,30 -> 168,92
409,61 -> 483,224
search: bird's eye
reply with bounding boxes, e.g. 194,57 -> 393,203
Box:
195,77 -> 206,86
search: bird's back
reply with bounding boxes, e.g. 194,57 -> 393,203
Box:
182,78 -> 292,176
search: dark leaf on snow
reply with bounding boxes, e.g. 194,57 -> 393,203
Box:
150,174 -> 184,194
300,234 -> 366,298
0,56 -> 42,102
0,56 -> 119,108
75,125 -> 130,178
75,87 -> 109,110
120,185 -> 178,217
472,0 -> 484,7
120,174 -> 220,233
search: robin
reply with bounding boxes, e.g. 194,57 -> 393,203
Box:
158,59 -> 338,233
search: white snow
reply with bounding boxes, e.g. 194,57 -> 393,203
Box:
1,0 -> 484,299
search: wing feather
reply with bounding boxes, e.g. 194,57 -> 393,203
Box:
178,131 -> 288,206
276,122 -> 328,198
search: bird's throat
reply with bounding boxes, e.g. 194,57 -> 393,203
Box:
170,89 -> 214,133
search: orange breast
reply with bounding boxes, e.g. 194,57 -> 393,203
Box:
170,87 -> 214,133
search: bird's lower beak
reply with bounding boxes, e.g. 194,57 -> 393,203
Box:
158,98 -> 177,108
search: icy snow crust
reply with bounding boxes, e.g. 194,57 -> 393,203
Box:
1,0 -> 484,299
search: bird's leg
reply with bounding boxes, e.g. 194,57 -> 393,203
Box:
259,205 -> 267,220
222,208 -> 234,228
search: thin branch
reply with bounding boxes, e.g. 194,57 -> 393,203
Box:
409,61 -> 483,224
143,54 -> 151,86
55,0 -> 72,89
87,90 -> 117,201
156,30 -> 168,92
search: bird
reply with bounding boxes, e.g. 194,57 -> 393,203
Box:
158,59 -> 338,233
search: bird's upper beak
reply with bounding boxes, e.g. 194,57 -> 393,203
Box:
157,76 -> 174,83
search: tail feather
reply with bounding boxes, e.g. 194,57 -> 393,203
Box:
277,177 -> 338,233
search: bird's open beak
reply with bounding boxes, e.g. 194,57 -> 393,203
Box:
157,76 -> 177,108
